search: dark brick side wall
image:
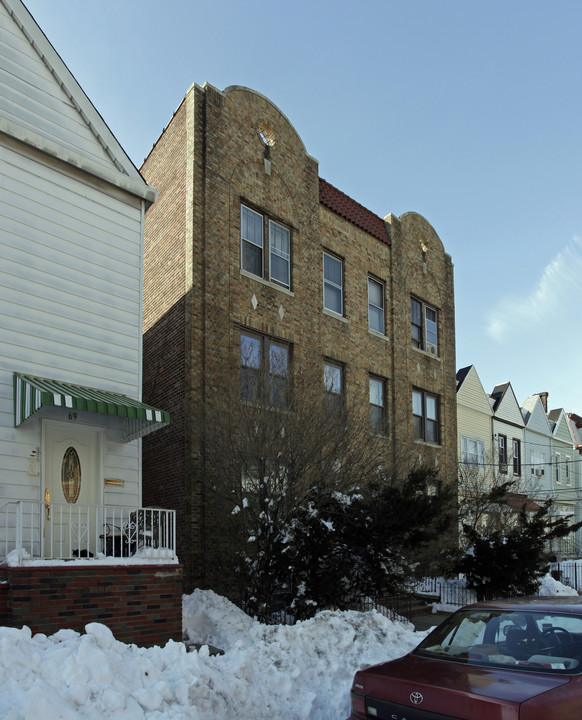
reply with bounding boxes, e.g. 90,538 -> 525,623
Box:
0,565 -> 183,648
0,580 -> 9,625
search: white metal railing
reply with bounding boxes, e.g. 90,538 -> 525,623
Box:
0,501 -> 176,565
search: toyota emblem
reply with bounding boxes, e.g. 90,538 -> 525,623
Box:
410,691 -> 424,705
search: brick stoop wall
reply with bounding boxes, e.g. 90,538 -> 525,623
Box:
0,564 -> 183,648
0,580 -> 9,625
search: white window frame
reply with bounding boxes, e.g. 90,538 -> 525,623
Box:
412,389 -> 440,444
368,277 -> 385,333
530,451 -> 546,478
566,456 -> 571,485
555,453 -> 561,483
241,204 -> 291,289
411,297 -> 439,355
512,438 -> 521,476
461,436 -> 485,469
369,376 -> 387,435
323,252 -> 343,315
498,434 -> 508,474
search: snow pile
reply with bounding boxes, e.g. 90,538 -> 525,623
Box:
538,573 -> 579,596
0,573 -> 577,719
0,590 -> 422,720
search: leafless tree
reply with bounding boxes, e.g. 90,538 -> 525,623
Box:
201,352 -> 453,605
457,451 -> 541,548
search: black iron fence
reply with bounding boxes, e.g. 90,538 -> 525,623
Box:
549,562 -> 582,592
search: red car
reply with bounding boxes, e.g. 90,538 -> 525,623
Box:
347,596 -> 582,720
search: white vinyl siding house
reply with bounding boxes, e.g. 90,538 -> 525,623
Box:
521,395 -> 553,506
548,408 -> 577,555
0,0 -> 166,536
456,366 -> 493,471
490,382 -> 525,481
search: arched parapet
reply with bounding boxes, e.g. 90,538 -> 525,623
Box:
222,85 -> 312,159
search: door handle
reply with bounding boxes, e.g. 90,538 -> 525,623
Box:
44,488 -> 51,521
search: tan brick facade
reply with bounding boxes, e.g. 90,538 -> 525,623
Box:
141,83 -> 457,593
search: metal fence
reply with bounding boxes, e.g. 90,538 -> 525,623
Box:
549,561 -> 582,592
415,577 -> 477,607
352,594 -> 414,622
0,501 -> 176,564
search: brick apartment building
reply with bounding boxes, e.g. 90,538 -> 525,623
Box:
141,83 -> 457,593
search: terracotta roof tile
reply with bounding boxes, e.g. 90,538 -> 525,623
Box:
319,178 -> 390,245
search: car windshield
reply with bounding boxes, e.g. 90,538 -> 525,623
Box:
414,607 -> 582,674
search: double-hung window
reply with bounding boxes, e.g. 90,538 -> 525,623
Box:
530,451 -> 546,479
411,297 -> 438,355
412,389 -> 439,443
240,331 -> 290,407
369,376 -> 387,434
512,439 -> 521,476
324,360 -> 344,411
566,456 -> 571,485
323,252 -> 343,315
461,436 -> 485,468
555,453 -> 561,483
368,277 -> 385,333
241,204 -> 291,288
498,434 -> 508,474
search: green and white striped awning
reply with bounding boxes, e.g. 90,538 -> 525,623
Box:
14,373 -> 170,442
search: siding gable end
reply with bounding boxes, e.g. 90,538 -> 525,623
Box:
0,0 -> 152,199
457,366 -> 493,416
491,382 -> 525,427
522,395 -> 552,436
551,410 -> 575,445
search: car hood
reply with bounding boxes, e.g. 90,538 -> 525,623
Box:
354,653 -> 570,718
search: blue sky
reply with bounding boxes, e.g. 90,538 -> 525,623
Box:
23,0 -> 582,412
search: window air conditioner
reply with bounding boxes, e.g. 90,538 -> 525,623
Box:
427,343 -> 438,356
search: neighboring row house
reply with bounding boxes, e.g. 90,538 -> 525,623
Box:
140,83 -> 458,594
0,0 -> 180,644
457,365 -> 581,557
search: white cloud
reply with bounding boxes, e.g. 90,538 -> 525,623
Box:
486,236 -> 582,343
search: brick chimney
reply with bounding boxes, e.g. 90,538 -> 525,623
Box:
536,392 -> 549,412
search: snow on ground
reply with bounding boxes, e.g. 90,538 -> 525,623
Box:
538,572 -> 579,596
0,591 -> 421,720
0,574 -> 576,720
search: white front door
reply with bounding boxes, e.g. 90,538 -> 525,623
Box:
43,422 -> 102,557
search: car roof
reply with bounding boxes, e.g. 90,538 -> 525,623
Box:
462,596 -> 582,614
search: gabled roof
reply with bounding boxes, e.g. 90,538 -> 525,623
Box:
456,365 -> 472,392
319,178 -> 390,245
0,0 -> 155,205
490,381 -> 525,427
567,413 -> 582,453
521,395 -> 553,435
548,408 -> 575,444
490,382 -> 511,412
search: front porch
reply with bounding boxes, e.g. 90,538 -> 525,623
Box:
1,501 -> 177,563
0,502 -> 183,646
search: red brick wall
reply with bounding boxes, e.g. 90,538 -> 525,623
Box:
141,95 -> 203,591
0,564 -> 183,648
0,580 -> 9,625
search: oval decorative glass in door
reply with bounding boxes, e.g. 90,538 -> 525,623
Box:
61,446 -> 81,503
